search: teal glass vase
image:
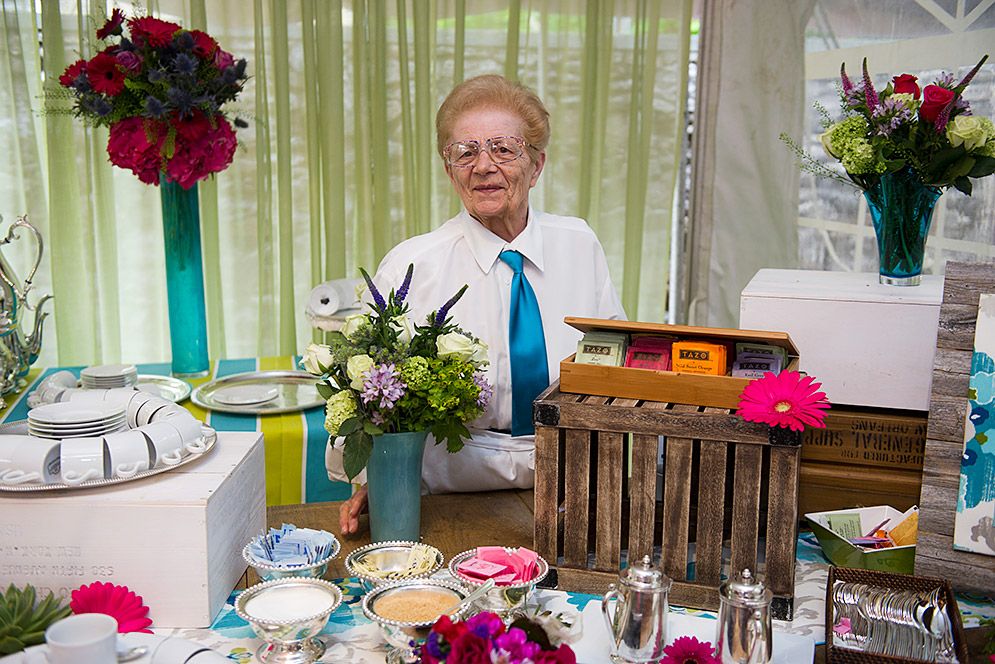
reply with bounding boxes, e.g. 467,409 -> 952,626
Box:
863,169 -> 942,286
159,175 -> 209,376
366,430 -> 428,543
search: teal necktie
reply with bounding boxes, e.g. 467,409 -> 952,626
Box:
499,250 -> 549,437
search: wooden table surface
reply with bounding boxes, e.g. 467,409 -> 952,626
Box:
259,491 -> 993,664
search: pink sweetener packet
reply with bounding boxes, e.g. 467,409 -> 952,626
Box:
477,546 -> 514,567
492,571 -> 518,585
457,557 -> 507,579
516,547 -> 539,582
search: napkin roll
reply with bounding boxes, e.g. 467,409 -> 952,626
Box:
307,279 -> 363,317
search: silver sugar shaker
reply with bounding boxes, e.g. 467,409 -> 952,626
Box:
715,568 -> 773,664
601,554 -> 672,664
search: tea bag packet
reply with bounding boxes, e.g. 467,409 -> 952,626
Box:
576,331 -> 628,366
732,356 -> 781,378
624,335 -> 673,370
735,342 -> 788,367
887,505 -> 919,547
671,341 -> 727,375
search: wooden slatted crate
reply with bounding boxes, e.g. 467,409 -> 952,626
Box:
533,382 -> 801,619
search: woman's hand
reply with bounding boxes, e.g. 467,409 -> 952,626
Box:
339,485 -> 369,534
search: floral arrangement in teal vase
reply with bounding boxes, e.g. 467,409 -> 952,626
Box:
782,55 -> 994,194
300,264 -> 492,480
57,9 -> 249,189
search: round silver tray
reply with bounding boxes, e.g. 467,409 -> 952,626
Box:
136,374 -> 192,402
191,370 -> 324,415
0,422 -> 217,492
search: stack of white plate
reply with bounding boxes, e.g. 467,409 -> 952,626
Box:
27,402 -> 128,440
81,364 -> 139,389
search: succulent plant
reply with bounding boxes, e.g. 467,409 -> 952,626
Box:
0,583 -> 72,654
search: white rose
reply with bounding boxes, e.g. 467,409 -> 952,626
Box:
946,115 -> 988,151
300,342 -> 334,375
469,340 -> 489,368
347,354 -> 374,390
390,314 -> 415,344
340,313 -> 368,339
436,332 -> 477,363
818,124 -> 838,159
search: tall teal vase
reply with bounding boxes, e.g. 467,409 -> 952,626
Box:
864,169 -> 942,286
159,175 -> 209,376
366,430 -> 428,543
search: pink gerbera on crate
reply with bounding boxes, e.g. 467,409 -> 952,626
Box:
661,635 -> 720,664
70,582 -> 153,634
736,370 -> 830,432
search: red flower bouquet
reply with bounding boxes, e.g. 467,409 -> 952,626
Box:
59,9 -> 248,189
419,611 -> 577,664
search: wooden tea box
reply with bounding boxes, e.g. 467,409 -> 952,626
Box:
0,431 -> 265,628
533,382 -> 801,619
739,269 -> 943,411
559,317 -> 799,409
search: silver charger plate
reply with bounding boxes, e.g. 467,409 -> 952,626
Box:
0,422 -> 217,492
136,374 -> 193,402
191,370 -> 323,414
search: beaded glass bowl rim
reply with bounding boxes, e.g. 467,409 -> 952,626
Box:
361,577 -> 471,628
344,540 -> 444,585
234,576 -> 344,627
241,534 -> 341,574
448,547 -> 549,591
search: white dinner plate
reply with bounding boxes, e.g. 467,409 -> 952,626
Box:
28,414 -> 126,430
28,402 -> 126,425
213,384 -> 279,406
80,364 -> 138,379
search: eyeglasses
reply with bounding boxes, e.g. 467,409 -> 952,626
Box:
443,136 -> 532,167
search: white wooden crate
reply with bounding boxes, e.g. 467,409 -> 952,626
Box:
740,269 -> 943,411
0,431 -> 265,628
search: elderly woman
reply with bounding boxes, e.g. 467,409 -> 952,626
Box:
335,74 -> 624,533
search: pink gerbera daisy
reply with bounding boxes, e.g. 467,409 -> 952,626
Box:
86,52 -> 126,96
127,16 -> 181,48
736,370 -> 830,432
70,582 -> 153,633
661,636 -> 720,664
95,8 -> 125,41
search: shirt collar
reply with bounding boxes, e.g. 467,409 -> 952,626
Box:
460,206 -> 545,274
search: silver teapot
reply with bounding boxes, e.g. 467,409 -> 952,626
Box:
601,555 -> 672,664
0,216 -> 51,395
715,568 -> 773,664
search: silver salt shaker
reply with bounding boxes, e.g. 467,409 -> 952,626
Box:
601,554 -> 672,664
715,568 -> 773,664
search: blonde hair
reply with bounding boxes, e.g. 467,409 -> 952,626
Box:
436,75 -> 550,161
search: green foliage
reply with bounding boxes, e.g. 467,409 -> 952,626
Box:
0,584 -> 72,654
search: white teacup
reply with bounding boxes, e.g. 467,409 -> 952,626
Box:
102,387 -> 138,408
154,410 -> 206,453
103,430 -> 153,479
135,396 -> 175,427
0,438 -> 61,485
126,391 -> 159,428
45,613 -> 117,664
141,422 -> 184,466
60,437 -> 110,485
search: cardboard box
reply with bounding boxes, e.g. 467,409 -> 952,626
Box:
0,431 -> 265,628
739,269 -> 942,411
806,505 -> 916,575
559,317 -> 798,409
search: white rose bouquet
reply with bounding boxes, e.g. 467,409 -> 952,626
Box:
300,264 -> 492,480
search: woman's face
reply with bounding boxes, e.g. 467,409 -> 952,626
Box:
444,107 -> 545,233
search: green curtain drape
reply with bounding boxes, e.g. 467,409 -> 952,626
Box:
3,0 -> 690,368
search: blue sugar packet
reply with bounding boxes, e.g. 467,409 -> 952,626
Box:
248,523 -> 336,566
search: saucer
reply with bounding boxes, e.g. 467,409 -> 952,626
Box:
213,384 -> 279,406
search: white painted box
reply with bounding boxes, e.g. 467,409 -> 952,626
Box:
0,431 -> 265,628
739,269 -> 942,411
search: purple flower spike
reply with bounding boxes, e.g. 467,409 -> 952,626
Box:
840,62 -> 853,93
935,97 -> 957,133
434,284 -> 468,327
862,58 -> 878,110
955,54 -> 988,90
359,267 -> 386,311
394,263 -> 414,306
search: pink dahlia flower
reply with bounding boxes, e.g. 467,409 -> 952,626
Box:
736,370 -> 830,432
661,636 -> 720,664
70,582 -> 153,633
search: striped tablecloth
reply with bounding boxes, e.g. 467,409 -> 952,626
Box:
0,357 -> 348,506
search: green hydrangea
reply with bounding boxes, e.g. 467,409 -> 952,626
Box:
978,118 -> 995,157
400,356 -> 431,390
324,390 -> 357,435
829,116 -> 880,174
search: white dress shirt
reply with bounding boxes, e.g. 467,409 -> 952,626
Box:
326,207 -> 625,492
